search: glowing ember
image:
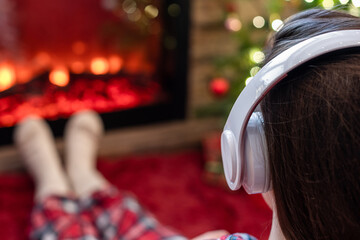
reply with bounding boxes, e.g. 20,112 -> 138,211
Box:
16,66 -> 33,84
0,65 -> 16,92
49,67 -> 70,87
34,52 -> 51,69
71,61 -> 86,74
109,56 -> 124,74
0,76 -> 162,127
91,58 -> 109,75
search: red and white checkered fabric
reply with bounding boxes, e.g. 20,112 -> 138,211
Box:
29,186 -> 187,240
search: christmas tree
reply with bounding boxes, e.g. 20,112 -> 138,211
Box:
201,0 -> 359,186
203,0 -> 359,118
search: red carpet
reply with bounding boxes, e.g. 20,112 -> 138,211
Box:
0,149 -> 272,240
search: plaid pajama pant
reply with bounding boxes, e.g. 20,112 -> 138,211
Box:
29,186 -> 187,240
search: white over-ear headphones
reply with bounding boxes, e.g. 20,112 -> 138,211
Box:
221,30 -> 360,194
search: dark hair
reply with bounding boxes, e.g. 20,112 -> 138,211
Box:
260,9 -> 360,239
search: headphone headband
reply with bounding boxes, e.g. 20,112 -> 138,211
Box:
221,30 -> 360,192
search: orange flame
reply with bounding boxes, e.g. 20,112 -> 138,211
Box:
71,61 -> 85,74
0,64 -> 16,92
34,52 -> 51,68
90,57 -> 109,75
49,67 -> 70,87
109,55 -> 123,74
16,66 -> 33,84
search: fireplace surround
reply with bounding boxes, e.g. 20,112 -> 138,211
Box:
0,0 -> 189,145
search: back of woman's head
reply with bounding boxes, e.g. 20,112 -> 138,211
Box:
260,8 -> 360,239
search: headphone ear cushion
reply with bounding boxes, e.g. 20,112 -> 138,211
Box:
243,112 -> 271,194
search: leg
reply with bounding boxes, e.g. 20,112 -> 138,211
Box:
29,195 -> 99,239
14,116 -> 71,200
64,111 -> 187,240
80,187 -> 188,240
64,110 -> 108,198
15,116 -> 100,239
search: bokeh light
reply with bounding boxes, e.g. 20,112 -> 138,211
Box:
91,58 -> 109,75
322,0 -> 334,9
49,67 -> 69,87
71,61 -> 85,74
109,55 -> 124,74
250,66 -> 261,76
34,52 -> 51,68
249,49 -> 265,64
271,19 -> 284,31
352,0 -> 360,7
0,65 -> 16,91
253,16 -> 265,28
122,0 -> 137,14
225,15 -> 242,32
168,3 -> 181,17
145,5 -> 159,19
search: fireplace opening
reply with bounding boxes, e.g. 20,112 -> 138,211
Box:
0,0 -> 189,145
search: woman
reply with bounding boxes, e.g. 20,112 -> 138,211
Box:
261,8 -> 360,240
225,8 -> 360,240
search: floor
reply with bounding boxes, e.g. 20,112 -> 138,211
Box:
0,148 -> 272,240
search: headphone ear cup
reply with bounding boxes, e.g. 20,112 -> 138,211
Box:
243,112 -> 271,194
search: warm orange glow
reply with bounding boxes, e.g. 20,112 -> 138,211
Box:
0,65 -> 16,92
71,61 -> 85,74
49,67 -> 70,87
16,66 -> 32,84
72,41 -> 86,55
90,58 -> 109,75
34,52 -> 51,68
1,114 -> 15,127
109,55 -> 123,74
125,51 -> 144,74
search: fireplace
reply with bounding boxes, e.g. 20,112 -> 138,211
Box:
0,0 -> 189,145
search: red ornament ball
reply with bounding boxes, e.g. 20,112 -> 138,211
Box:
210,77 -> 230,97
